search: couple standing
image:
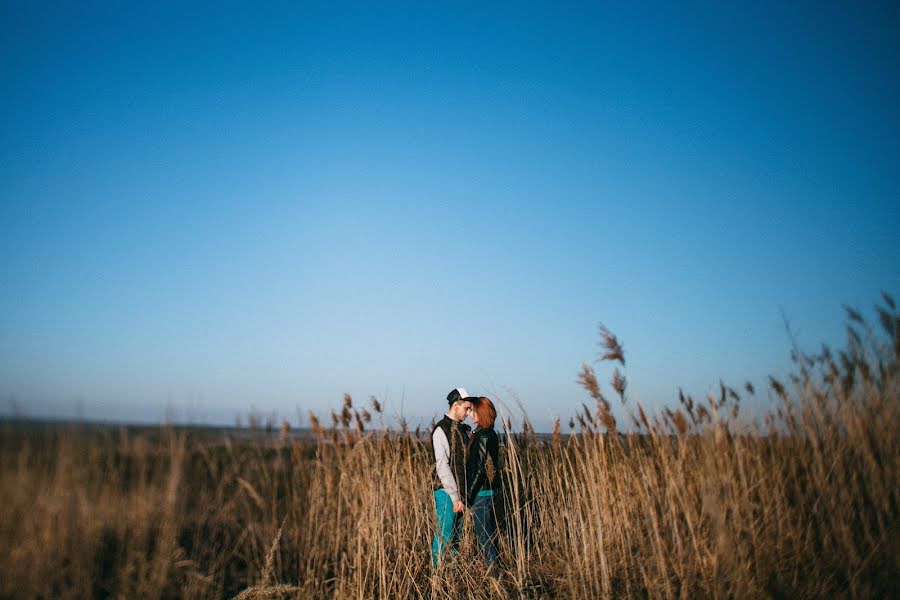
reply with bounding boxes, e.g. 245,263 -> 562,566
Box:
430,387 -> 500,567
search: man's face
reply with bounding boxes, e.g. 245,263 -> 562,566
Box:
450,400 -> 472,421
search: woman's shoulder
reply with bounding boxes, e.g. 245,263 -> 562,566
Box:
478,427 -> 499,442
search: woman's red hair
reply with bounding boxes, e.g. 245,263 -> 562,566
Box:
472,396 -> 497,429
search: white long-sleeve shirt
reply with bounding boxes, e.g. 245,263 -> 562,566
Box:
432,415 -> 460,502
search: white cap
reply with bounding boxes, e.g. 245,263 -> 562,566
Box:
447,387 -> 470,405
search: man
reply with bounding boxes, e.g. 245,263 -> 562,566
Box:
431,387 -> 473,565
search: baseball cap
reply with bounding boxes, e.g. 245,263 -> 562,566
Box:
446,387 -> 471,406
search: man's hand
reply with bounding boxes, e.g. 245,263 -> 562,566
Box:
453,500 -> 464,513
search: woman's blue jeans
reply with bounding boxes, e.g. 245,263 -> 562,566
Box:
471,491 -> 499,565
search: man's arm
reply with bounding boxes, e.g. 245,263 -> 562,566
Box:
432,427 -> 460,502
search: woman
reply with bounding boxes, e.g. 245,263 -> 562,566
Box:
464,396 -> 501,565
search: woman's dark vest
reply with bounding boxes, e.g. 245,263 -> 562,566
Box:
431,416 -> 470,492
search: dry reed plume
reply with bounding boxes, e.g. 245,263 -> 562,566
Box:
0,295 -> 897,598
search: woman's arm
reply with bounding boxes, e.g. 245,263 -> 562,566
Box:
464,433 -> 489,505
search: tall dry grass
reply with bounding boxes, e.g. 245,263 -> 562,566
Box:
1,295 -> 897,599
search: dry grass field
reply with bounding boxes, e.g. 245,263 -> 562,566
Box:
1,296 -> 897,599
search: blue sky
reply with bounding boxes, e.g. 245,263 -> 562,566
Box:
2,2 -> 898,429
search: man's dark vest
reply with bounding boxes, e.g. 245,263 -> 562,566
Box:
431,415 -> 471,492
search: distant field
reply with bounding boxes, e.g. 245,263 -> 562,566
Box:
0,419 -> 321,444
1,300 -> 897,599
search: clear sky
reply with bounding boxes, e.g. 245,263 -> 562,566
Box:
2,2 -> 898,430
